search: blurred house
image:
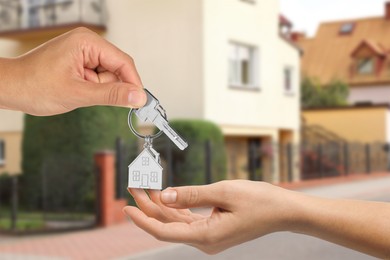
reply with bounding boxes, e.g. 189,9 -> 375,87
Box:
295,2 -> 390,105
0,0 -> 301,182
294,1 -> 390,148
0,0 -> 105,40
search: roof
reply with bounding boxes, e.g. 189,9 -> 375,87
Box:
279,33 -> 304,54
128,148 -> 162,170
297,16 -> 390,86
279,14 -> 292,27
350,39 -> 385,57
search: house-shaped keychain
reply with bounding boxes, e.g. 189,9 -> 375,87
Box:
128,147 -> 163,190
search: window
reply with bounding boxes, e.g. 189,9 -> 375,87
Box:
284,67 -> 293,93
150,172 -> 158,183
0,140 -> 4,166
142,157 -> 149,166
339,22 -> 354,34
132,171 -> 140,181
240,0 -> 256,4
228,42 -> 259,89
357,58 -> 374,74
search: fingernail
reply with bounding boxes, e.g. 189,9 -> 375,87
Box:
161,189 -> 177,204
128,90 -> 145,107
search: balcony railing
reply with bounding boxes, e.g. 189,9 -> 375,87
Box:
0,0 -> 106,40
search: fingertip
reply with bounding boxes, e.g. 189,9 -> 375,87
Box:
161,188 -> 178,204
123,206 -> 143,220
123,206 -> 134,215
129,188 -> 146,197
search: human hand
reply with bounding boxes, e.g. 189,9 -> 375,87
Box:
125,180 -> 390,258
0,27 -> 146,116
124,180 -> 300,254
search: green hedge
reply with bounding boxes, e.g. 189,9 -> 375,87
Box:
154,120 -> 227,186
21,107 -> 135,211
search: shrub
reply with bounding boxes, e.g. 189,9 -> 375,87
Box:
301,77 -> 349,108
21,107 -> 136,211
154,120 -> 227,186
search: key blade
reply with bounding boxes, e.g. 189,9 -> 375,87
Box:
155,119 -> 188,150
162,121 -> 188,150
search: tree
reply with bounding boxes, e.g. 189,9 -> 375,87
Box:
301,77 -> 349,108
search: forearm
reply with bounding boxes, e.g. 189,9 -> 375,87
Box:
291,193 -> 390,258
0,57 -> 22,110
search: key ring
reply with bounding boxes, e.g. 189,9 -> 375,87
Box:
128,109 -> 163,139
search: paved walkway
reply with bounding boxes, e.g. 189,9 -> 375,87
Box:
0,172 -> 389,260
0,221 -> 169,259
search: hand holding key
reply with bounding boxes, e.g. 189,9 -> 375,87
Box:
127,89 -> 188,190
0,27 -> 146,116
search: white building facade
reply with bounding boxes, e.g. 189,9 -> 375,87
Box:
108,0 -> 301,182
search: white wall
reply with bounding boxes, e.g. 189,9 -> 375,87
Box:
202,0 -> 300,130
349,85 -> 390,105
275,38 -> 301,130
104,0 -> 204,120
0,110 -> 24,132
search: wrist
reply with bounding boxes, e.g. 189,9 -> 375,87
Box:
283,191 -> 324,235
270,187 -> 313,233
250,182 -> 310,234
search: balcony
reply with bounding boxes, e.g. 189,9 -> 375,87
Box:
0,0 -> 106,40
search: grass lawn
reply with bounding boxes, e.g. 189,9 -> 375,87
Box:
0,218 -> 44,231
0,210 -> 94,231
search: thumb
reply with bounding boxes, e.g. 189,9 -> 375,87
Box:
83,82 -> 147,108
160,184 -> 228,209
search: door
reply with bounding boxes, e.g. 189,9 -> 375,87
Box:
248,138 -> 262,181
141,174 -> 149,188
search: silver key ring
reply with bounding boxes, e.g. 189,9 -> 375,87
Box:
128,109 -> 163,139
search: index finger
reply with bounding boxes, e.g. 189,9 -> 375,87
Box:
97,42 -> 142,85
79,30 -> 142,86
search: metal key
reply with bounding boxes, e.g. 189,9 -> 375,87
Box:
134,89 -> 188,150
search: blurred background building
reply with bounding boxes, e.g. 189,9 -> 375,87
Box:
296,2 -> 390,105
296,2 -> 390,145
0,0 -> 301,183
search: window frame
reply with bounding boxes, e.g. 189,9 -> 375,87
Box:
142,157 -> 149,166
339,22 -> 355,35
132,171 -> 140,181
228,41 -> 260,90
240,0 -> 256,4
283,66 -> 294,95
150,172 -> 158,183
356,57 -> 375,75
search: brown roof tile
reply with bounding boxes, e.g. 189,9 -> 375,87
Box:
297,16 -> 390,86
